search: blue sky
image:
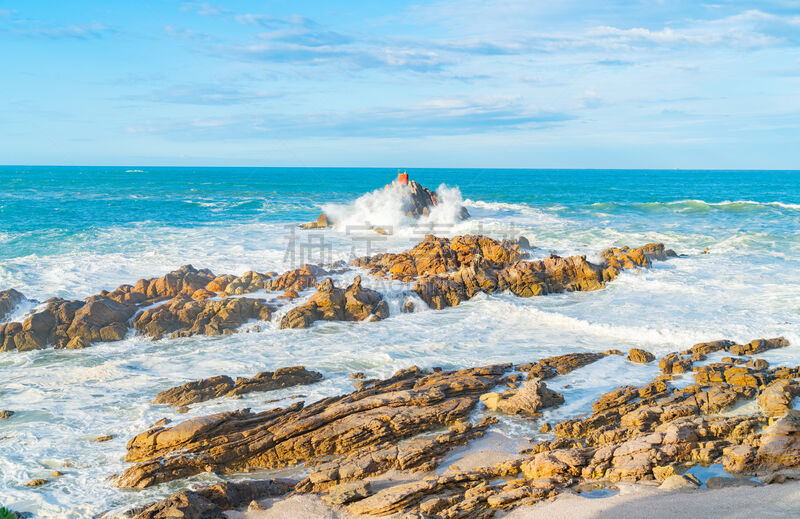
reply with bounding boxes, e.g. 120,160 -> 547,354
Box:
1,1 -> 799,168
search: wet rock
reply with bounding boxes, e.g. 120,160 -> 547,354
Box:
154,367 -> 323,407
0,289 -> 26,322
134,296 -> 272,339
25,478 -> 47,487
117,364 -> 508,488
126,479 -> 295,519
518,352 -> 607,379
751,410 -> 800,473
659,353 -> 692,375
104,265 -> 217,306
540,422 -> 552,433
51,470 -> 63,477
480,379 -> 563,415
301,213 -> 330,229
267,264 -> 327,293
190,289 -> 216,300
94,435 -> 114,442
279,276 -> 388,329
0,410 -> 14,419
659,474 -> 699,490
323,480 -> 373,505
206,274 -> 236,293
627,348 -> 655,364
224,271 -> 273,295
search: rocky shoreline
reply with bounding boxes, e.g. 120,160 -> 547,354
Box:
108,335 -> 800,519
0,234 -> 673,353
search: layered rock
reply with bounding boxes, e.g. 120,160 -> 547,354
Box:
134,296 -> 273,340
124,479 -> 294,519
116,364 -> 509,488
279,276 -> 388,329
517,352 -> 610,379
480,379 -> 564,416
153,366 -> 323,407
0,288 -> 26,322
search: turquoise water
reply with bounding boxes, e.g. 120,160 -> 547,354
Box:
0,167 -> 799,517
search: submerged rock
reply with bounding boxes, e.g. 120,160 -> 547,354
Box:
0,288 -> 26,322
279,276 -> 388,329
153,367 -> 323,407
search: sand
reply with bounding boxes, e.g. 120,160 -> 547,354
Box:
228,480 -> 800,519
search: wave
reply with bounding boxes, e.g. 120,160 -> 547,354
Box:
590,199 -> 800,213
321,182 -> 469,234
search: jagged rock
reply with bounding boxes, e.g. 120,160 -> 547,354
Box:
126,479 -> 294,519
116,364 -> 509,488
206,274 -> 236,293
296,419 -> 496,492
248,500 -> 266,511
748,410 -> 800,473
224,271 -> 273,295
25,479 -> 47,487
480,379 -> 563,415
301,213 -> 330,229
279,276 -> 388,329
323,480 -> 373,505
134,296 -> 272,339
627,348 -> 655,364
268,264 -> 327,293
103,265 -> 216,306
518,352 -> 607,379
758,379 -> 799,417
0,289 -> 26,322
154,367 -> 323,407
659,353 -> 693,375
0,410 -> 13,419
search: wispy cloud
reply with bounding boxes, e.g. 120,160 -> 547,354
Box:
181,2 -> 231,17
127,97 -> 572,139
18,22 -> 116,40
133,85 -> 281,105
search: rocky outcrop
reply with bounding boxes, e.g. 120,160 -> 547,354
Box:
0,289 -> 26,322
480,379 -> 564,415
223,271 -> 275,296
102,265 -> 216,306
627,348 -> 656,364
153,367 -> 323,407
125,479 -> 294,519
267,264 -> 327,293
116,364 -> 509,488
279,276 -> 388,329
301,179 -> 470,230
356,235 -> 674,310
517,352 -> 610,379
134,296 -> 273,340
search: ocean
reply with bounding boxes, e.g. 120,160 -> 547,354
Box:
1,166 -> 799,517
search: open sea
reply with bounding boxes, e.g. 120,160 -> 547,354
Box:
1,167 -> 799,517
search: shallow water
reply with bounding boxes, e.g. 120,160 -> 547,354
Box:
0,167 -> 798,517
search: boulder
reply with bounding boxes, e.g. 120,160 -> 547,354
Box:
627,348 -> 655,364
134,296 -> 272,339
279,276 -> 388,329
480,379 -> 564,415
323,480 -> 373,505
659,474 -> 699,490
154,367 -> 323,407
301,213 -> 330,229
0,288 -> 26,322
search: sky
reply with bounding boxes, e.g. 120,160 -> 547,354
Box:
1,1 -> 799,168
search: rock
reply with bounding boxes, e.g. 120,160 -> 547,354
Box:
323,480 -> 373,505
65,336 -> 90,349
268,264 -> 327,293
154,367 -> 323,407
301,213 -> 330,229
125,479 -> 295,519
705,476 -> 759,489
279,276 -> 388,329
540,422 -> 552,433
350,372 -> 366,379
659,474 -> 699,490
758,379 -> 799,417
51,470 -> 63,477
224,271 -> 273,295
247,500 -> 266,511
402,301 -> 415,313
0,288 -> 26,322
134,296 -> 272,339
0,410 -> 14,419
25,478 -> 47,487
518,352 -> 607,379
627,348 -> 655,363
116,364 -> 508,488
751,410 -> 800,473
480,379 -> 564,415
94,435 -> 114,442
206,274 -> 236,293
190,288 -> 216,300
